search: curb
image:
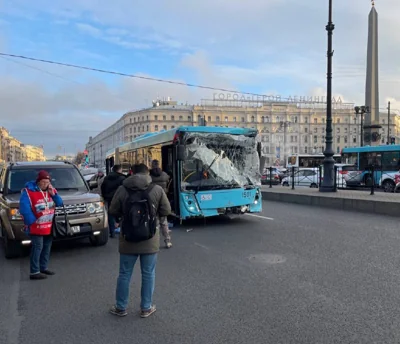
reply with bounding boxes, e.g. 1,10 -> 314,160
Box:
261,191 -> 400,218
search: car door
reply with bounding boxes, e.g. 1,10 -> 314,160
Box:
302,170 -> 317,186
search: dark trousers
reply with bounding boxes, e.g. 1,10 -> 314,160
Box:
106,201 -> 116,236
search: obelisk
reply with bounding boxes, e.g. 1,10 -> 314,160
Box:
364,0 -> 381,145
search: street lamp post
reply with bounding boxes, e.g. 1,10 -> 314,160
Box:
100,144 -> 103,167
320,0 -> 335,192
354,106 -> 367,147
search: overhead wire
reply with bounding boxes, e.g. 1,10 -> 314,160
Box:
2,51 -> 400,115
0,52 -> 300,101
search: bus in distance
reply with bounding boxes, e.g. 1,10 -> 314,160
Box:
287,154 -> 342,168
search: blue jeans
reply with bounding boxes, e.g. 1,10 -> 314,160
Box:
30,235 -> 53,274
115,253 -> 157,311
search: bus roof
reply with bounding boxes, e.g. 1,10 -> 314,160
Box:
118,126 -> 258,154
342,144 -> 400,154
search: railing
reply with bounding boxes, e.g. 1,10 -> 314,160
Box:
262,165 -> 400,195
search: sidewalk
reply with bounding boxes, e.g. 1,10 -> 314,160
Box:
261,186 -> 400,217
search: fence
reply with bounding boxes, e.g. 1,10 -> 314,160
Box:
262,165 -> 400,195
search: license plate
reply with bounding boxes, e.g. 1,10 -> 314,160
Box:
71,226 -> 80,233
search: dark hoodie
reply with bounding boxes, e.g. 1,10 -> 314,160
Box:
101,171 -> 126,202
109,173 -> 171,255
149,168 -> 170,192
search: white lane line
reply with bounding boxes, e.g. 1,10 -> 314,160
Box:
245,213 -> 274,220
194,242 -> 210,250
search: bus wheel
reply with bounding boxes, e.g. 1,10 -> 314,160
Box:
382,180 -> 395,193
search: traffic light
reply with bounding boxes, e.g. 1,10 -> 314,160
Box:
390,137 -> 395,145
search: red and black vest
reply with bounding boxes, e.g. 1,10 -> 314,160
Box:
25,188 -> 56,236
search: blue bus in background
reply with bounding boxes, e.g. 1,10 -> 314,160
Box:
106,126 -> 263,221
341,145 -> 400,191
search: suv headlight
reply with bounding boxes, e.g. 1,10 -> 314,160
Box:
87,202 -> 104,214
10,208 -> 22,220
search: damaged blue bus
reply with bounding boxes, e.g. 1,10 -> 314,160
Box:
106,126 -> 262,222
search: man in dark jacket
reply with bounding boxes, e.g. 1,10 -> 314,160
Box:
108,163 -> 171,318
101,165 -> 126,237
149,159 -> 170,192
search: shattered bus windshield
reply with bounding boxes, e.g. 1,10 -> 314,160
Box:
181,132 -> 260,190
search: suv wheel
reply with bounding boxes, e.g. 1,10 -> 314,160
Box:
4,235 -> 22,259
89,229 -> 109,246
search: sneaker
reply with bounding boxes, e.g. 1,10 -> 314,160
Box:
140,305 -> 156,318
109,305 -> 127,317
164,240 -> 172,249
40,270 -> 55,275
30,273 -> 47,280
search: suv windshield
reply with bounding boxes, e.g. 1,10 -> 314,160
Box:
7,167 -> 88,194
181,132 -> 260,190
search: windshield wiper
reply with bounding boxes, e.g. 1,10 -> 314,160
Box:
57,187 -> 80,191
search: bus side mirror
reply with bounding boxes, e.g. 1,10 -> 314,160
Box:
176,145 -> 185,161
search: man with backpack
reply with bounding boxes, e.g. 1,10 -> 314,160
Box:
108,163 -> 171,318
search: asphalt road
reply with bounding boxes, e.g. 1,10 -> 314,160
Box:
1,201 -> 400,344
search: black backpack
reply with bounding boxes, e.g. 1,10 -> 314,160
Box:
121,184 -> 157,242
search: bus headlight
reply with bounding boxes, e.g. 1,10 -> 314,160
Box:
87,202 -> 104,214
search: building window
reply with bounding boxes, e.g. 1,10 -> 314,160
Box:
233,117 -> 237,122
305,117 -> 308,124
179,116 -> 183,121
208,116 -> 211,122
216,116 -> 220,122
314,118 -> 317,124
337,137 -> 340,143
188,115 -> 192,121
225,116 -> 228,122
155,125 -> 159,131
251,116 -> 255,122
241,117 -> 245,122
163,115 -> 166,121
171,115 -> 175,121
163,125 -> 167,130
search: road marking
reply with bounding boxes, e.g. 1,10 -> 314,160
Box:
245,213 -> 274,220
194,242 -> 210,250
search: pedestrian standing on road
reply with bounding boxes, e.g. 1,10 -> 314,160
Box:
19,170 -> 63,280
101,165 -> 125,238
149,159 -> 172,248
109,163 -> 171,318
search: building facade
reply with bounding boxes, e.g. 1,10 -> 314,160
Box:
85,97 -> 400,168
0,127 -> 45,163
23,145 -> 46,162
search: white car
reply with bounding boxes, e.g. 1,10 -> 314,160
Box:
282,166 -> 347,188
282,168 -> 319,188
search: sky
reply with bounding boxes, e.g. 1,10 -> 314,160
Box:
0,0 -> 399,156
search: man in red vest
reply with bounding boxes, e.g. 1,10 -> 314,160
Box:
19,170 -> 63,280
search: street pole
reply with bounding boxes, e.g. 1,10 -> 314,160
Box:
387,101 -> 390,144
320,0 -> 335,192
361,110 -> 364,147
